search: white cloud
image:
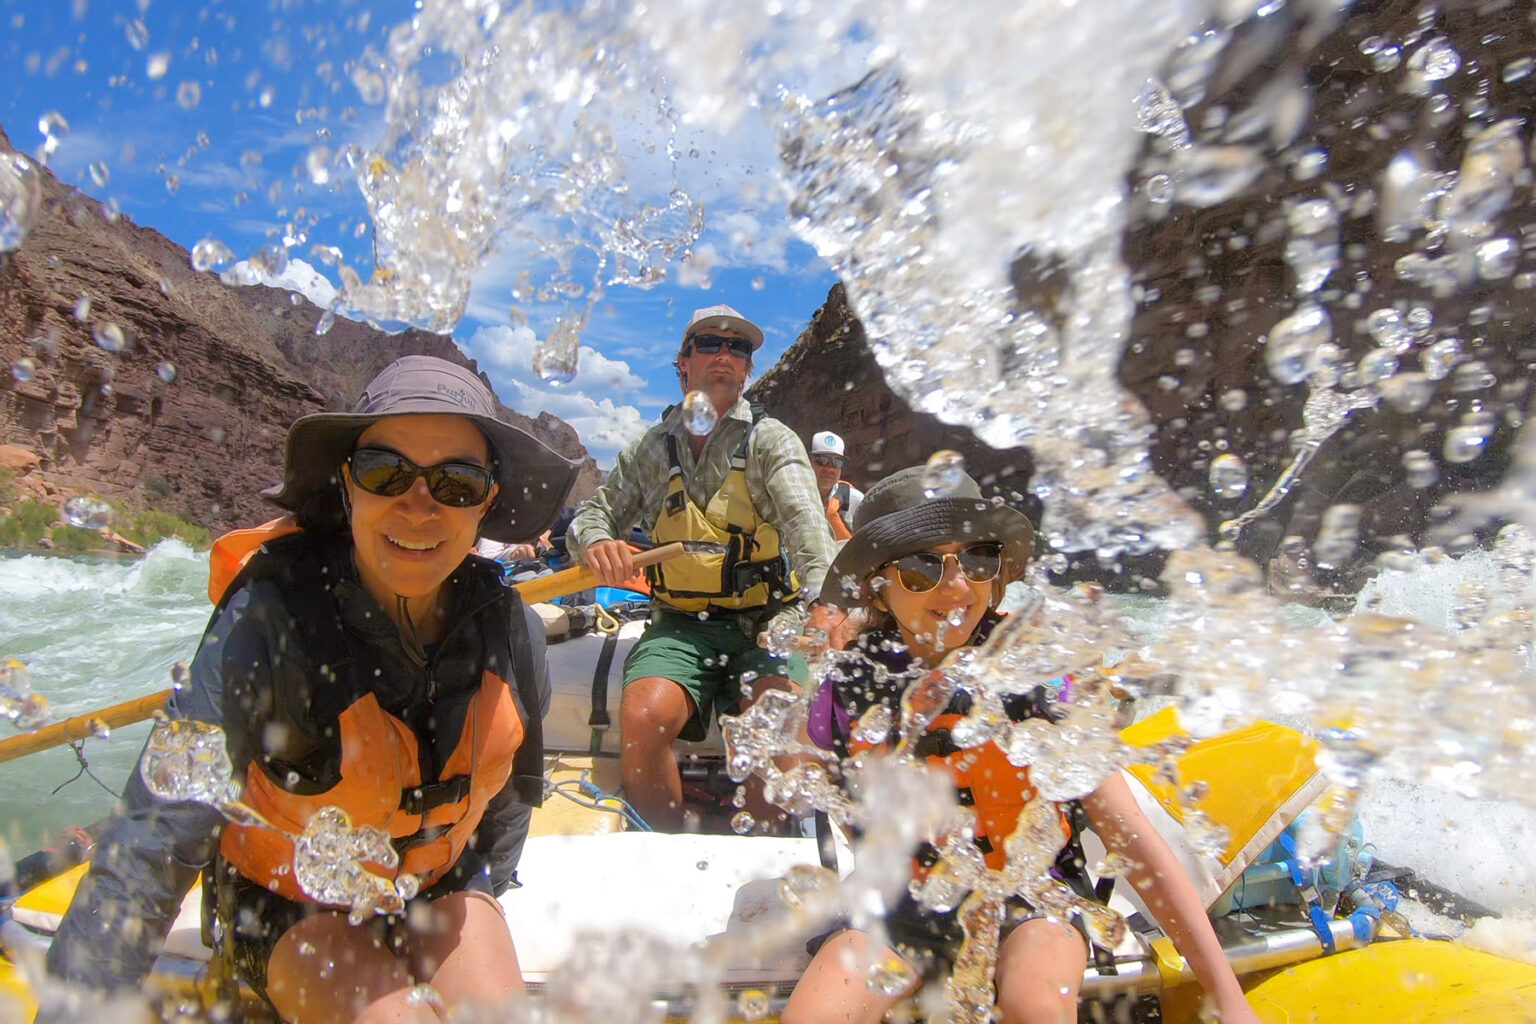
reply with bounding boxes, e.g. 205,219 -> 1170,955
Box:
462,324 -> 653,468
223,256 -> 337,308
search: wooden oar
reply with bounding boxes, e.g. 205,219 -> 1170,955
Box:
0,543 -> 683,765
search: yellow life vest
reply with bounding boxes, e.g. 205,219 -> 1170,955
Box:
646,419 -> 800,615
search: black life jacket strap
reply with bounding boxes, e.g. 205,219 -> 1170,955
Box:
588,630 -> 621,755
503,586 -> 546,808
400,776 -> 474,816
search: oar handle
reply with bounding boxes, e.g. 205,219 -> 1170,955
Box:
514,541 -> 682,606
0,690 -> 172,764
0,543 -> 684,765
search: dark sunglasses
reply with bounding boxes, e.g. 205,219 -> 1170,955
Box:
884,543 -> 1005,593
348,448 -> 494,508
812,454 -> 844,469
687,333 -> 754,358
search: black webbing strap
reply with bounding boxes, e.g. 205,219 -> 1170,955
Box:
399,776 -> 474,815
814,811 -> 839,872
505,588 -> 546,808
588,630 -> 621,755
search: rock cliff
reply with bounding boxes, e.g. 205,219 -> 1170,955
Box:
0,127 -> 599,538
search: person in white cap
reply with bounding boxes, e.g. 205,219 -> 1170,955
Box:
809,430 -> 863,542
568,304 -> 834,831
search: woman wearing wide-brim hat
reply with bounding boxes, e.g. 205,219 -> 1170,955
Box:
45,356 -> 578,1023
783,465 -> 1259,1024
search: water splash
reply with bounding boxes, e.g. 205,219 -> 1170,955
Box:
681,390 -> 718,436
0,660 -> 52,731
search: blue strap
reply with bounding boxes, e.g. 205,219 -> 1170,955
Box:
1279,831 -> 1336,954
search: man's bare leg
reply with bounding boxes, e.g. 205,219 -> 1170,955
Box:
619,675 -> 694,831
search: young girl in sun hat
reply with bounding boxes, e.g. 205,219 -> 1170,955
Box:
44,356 -> 577,1023
784,464 -> 1260,1024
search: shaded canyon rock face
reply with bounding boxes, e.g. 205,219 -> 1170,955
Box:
748,283 -> 1042,525
0,127 -> 599,539
1114,0 -> 1535,596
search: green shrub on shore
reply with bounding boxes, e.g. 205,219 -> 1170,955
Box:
50,524 -> 102,554
0,499 -> 60,547
117,507 -> 211,550
0,468 -> 18,507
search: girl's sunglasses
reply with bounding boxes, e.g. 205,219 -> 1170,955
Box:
687,333 -> 754,358
884,542 -> 1005,593
348,448 -> 494,508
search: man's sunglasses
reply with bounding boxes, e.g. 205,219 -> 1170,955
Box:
687,333 -> 754,358
883,543 -> 1005,593
348,448 -> 495,508
812,455 -> 844,469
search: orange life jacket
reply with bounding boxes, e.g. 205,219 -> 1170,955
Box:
851,707 -> 1071,877
219,676 -> 524,905
206,524 -> 537,907
825,492 -> 853,541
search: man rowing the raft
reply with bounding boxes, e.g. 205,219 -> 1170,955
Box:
568,304 -> 834,831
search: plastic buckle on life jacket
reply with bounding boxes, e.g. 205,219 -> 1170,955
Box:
399,776 -> 474,817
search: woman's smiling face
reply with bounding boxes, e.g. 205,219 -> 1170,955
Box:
343,414 -> 498,605
873,541 -> 994,665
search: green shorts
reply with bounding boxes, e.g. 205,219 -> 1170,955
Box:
623,609 -> 808,742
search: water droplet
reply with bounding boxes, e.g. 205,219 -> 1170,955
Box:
191,238 -> 235,272
139,718 -> 240,806
37,111 -> 69,141
1208,453 -> 1249,500
1355,349 -> 1398,386
868,954 -> 918,997
1133,77 -> 1189,150
852,704 -> 894,747
1144,172 -> 1175,204
169,661 -> 190,690
1265,303 -> 1331,385
1378,372 -> 1434,413
156,361 -> 177,383
1219,388 -> 1248,412
1449,360 -> 1496,393
736,989 -> 771,1022
730,810 -> 756,834
164,173 -> 180,195
124,18 -> 149,49
1365,308 -> 1412,354
11,358 -> 37,382
779,863 -> 838,911
177,81 -> 202,110
533,312 -> 583,384
351,66 -> 387,106
1402,449 -> 1438,488
0,153 -> 41,252
297,941 -> 317,957
1503,57 -> 1536,84
1314,504 -> 1361,568
1441,120 -> 1524,238
1171,145 -> 1265,207
1406,36 -> 1460,86
1444,413 -> 1495,464
146,52 -> 170,79
1476,237 -> 1519,281
1359,35 -> 1401,72
250,242 -> 289,278
1421,338 -> 1461,381
681,390 -> 718,436
405,985 -> 442,1010
751,274 -> 767,290
92,323 -> 126,353
922,450 -> 966,498
87,160 -> 110,188
62,495 -> 114,529
314,309 -> 336,336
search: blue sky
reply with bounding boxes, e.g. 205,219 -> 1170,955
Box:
1,0 -> 845,467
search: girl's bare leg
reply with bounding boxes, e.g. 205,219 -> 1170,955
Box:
781,930 -> 915,1024
993,917 -> 1088,1024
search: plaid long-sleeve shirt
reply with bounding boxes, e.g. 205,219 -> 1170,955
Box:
569,398 -> 833,635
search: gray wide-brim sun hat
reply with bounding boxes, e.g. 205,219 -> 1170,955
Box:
819,464 -> 1036,607
262,355 -> 581,543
